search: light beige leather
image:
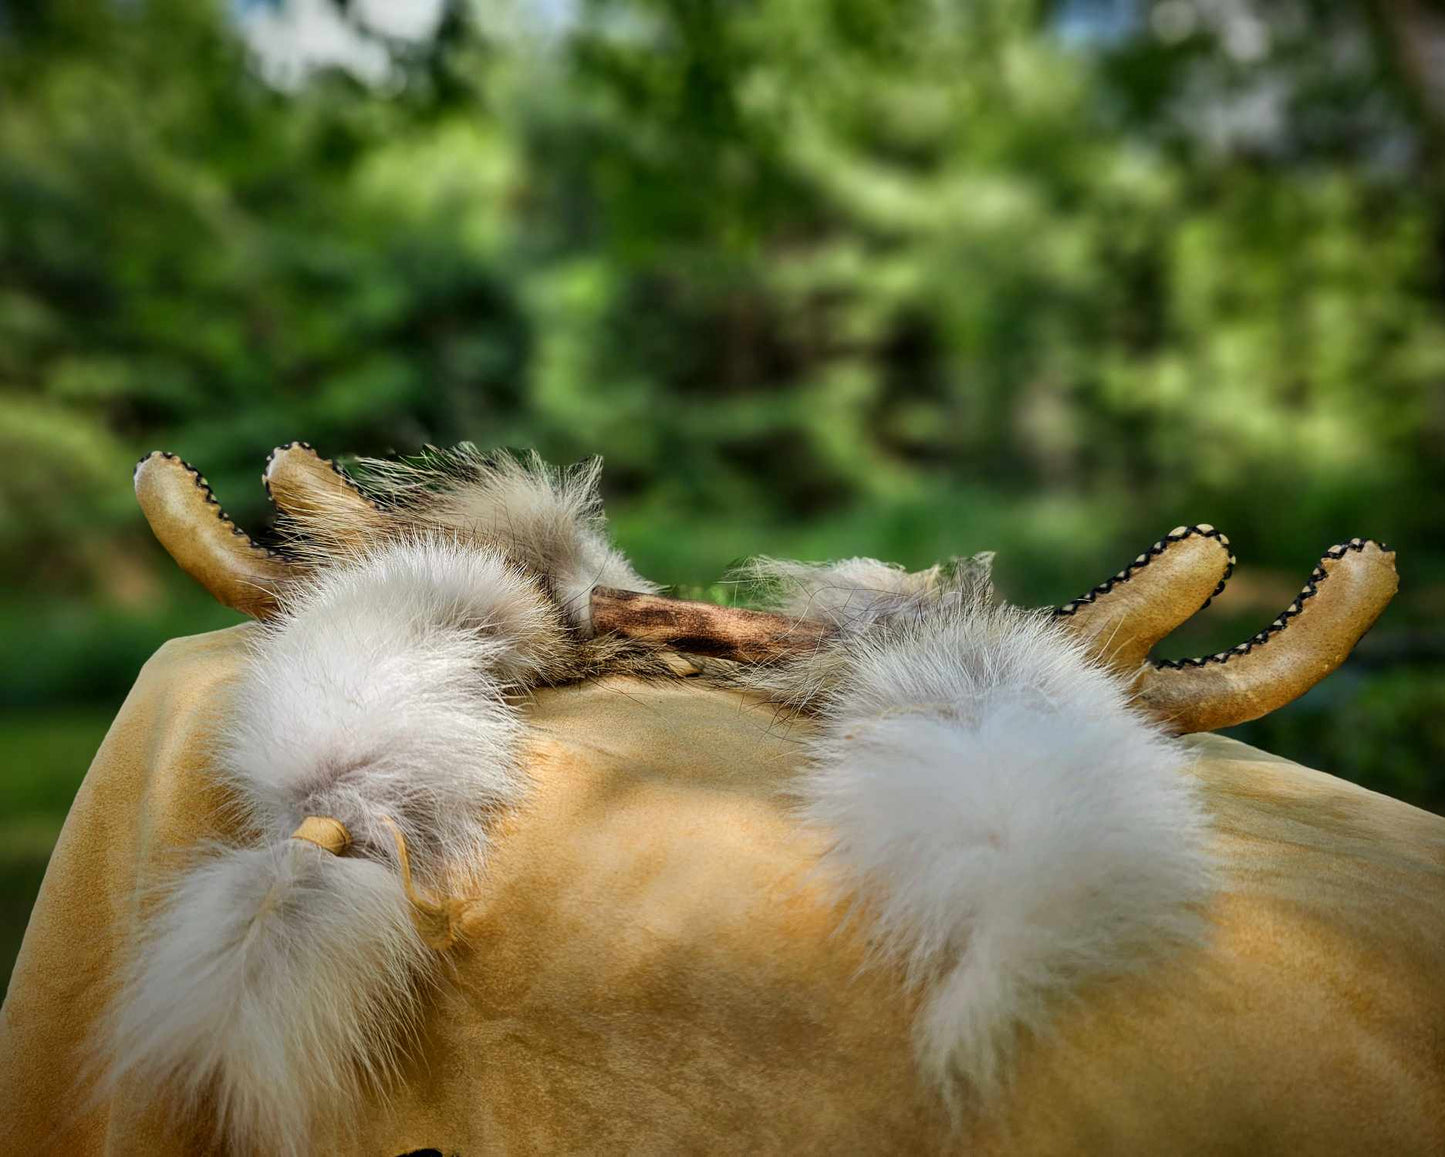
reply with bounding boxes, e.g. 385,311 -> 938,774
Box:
1056,526 -> 1234,669
3,626 -> 1443,1154
133,453 -> 291,618
1132,540 -> 1398,732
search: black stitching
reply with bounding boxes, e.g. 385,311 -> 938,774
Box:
1052,525 -> 1236,619
262,440 -> 384,512
1151,538 -> 1386,669
137,451 -> 283,558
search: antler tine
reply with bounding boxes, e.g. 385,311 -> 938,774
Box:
1134,539 -> 1397,734
134,451 -> 295,618
263,441 -> 388,555
1053,526 -> 1235,673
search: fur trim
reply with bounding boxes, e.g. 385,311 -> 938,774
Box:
282,447 -> 656,635
226,539 -> 553,865
745,578 -> 1214,1100
739,552 -> 997,632
106,539 -> 553,1155
108,846 -> 428,1155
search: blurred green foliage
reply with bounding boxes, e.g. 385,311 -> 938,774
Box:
5,0 -> 1443,588
2,0 -> 1444,980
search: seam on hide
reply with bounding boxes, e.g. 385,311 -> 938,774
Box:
1150,538 -> 1386,668
133,450 -> 285,558
263,440 -> 387,512
1052,524 -> 1235,618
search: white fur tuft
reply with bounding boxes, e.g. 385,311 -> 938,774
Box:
107,538 -> 554,1153
347,447 -> 656,632
109,845 -> 428,1155
787,595 -> 1215,1098
741,552 -> 997,631
227,538 -> 561,867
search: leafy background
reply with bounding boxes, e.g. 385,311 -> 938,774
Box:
3,0 -> 1444,984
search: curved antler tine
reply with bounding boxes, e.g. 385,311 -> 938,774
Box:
263,441 -> 388,556
1133,539 -> 1398,734
1054,526 -> 1235,672
134,452 -> 294,618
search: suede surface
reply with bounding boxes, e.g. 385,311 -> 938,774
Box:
2,626 -> 1443,1154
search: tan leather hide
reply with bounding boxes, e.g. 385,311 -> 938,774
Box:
2,625 -> 1443,1155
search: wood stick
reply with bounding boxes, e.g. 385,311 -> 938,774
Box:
590,588 -> 832,663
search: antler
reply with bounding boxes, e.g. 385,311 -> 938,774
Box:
263,440 -> 387,554
1052,526 -> 1235,670
134,452 -> 295,618
601,532 -> 1394,733
1049,528 -> 1396,731
133,442 -> 388,617
137,444 -> 1397,734
1128,539 -> 1397,733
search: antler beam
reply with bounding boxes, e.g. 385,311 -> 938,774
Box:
1131,540 -> 1397,733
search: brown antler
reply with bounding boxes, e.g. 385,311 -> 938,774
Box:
1052,526 -> 1235,671
134,452 -> 294,618
135,442 -> 385,619
589,527 -> 1236,675
263,441 -> 386,554
1130,539 -> 1397,733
